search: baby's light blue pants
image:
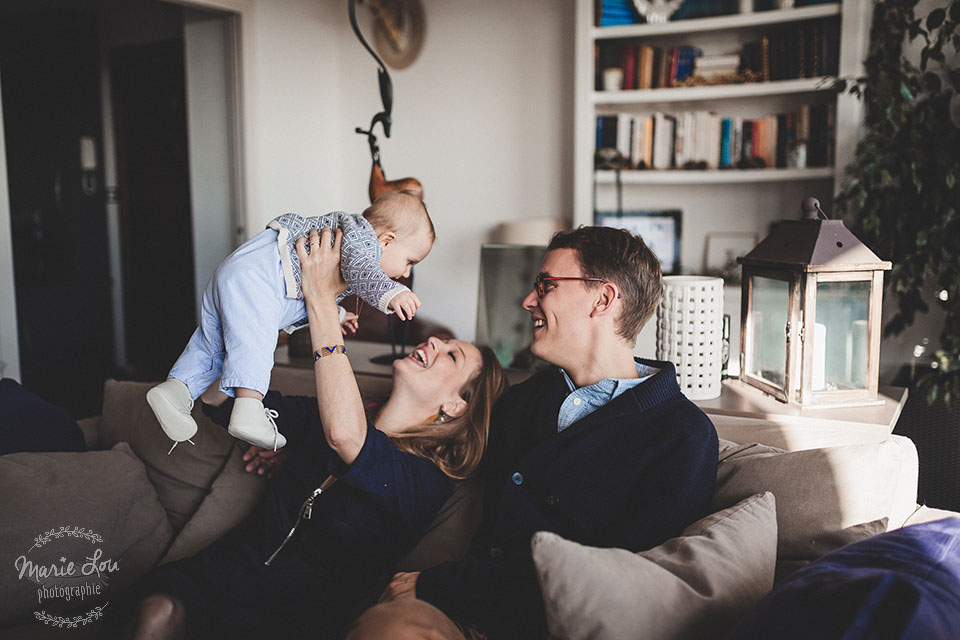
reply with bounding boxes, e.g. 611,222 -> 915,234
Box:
169,229 -> 306,400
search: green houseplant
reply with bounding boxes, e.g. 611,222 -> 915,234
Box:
834,0 -> 960,405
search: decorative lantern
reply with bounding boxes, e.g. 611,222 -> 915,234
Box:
737,197 -> 892,407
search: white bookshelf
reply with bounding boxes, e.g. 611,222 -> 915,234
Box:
593,76 -> 836,105
573,0 -> 873,258
592,4 -> 842,39
595,166 -> 835,184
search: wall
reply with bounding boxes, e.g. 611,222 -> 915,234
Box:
0,76 -> 19,380
245,0 -> 575,340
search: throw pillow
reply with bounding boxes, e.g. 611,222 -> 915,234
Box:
160,442 -> 268,563
97,379 -> 238,531
533,492 -> 777,640
712,437 -> 918,560
0,378 -> 84,455
0,443 -> 173,626
730,517 -> 960,639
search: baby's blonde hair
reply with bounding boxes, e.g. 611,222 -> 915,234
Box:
362,190 -> 435,241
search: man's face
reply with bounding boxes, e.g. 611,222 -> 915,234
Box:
521,248 -> 597,367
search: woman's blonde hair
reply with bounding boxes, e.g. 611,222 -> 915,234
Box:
389,345 -> 507,480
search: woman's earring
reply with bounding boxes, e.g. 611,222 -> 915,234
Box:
436,409 -> 447,424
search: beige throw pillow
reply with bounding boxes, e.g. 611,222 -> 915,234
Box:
712,437 -> 918,560
533,492 -> 777,640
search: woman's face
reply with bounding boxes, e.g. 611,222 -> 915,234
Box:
392,337 -> 483,416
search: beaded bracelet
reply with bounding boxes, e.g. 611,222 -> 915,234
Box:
314,345 -> 347,360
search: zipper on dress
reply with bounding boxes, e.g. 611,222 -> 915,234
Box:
264,475 -> 336,566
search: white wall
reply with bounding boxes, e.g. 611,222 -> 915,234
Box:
0,72 -> 20,380
184,9 -> 239,321
244,0 -> 575,340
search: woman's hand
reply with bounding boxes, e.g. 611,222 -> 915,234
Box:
378,571 -> 421,603
295,227 -> 348,304
242,445 -> 287,479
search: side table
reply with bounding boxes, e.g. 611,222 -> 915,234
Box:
696,378 -> 909,451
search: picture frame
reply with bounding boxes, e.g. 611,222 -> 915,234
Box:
595,210 -> 682,275
703,231 -> 759,284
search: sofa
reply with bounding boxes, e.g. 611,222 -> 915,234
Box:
1,370 -> 957,639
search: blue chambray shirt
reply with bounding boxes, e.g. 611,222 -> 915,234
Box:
557,362 -> 659,432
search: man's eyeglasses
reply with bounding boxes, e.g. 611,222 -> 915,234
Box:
534,275 -> 618,298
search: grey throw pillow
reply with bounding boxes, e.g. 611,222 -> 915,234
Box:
0,443 -> 173,626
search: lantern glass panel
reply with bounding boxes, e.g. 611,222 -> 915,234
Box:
747,275 -> 789,389
813,280 -> 871,391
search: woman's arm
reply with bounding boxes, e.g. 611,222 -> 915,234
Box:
295,227 -> 368,465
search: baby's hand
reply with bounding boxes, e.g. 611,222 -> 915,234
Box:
389,291 -> 421,321
340,311 -> 359,335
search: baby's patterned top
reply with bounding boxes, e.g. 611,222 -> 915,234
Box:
268,212 -> 408,331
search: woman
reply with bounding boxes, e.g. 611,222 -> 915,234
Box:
127,227 -> 507,639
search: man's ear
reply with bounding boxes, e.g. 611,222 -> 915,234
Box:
441,396 -> 468,419
378,231 -> 396,249
590,282 -> 620,318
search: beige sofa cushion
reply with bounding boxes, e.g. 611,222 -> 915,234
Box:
712,436 -> 919,560
97,379 -> 238,531
160,443 -> 268,563
0,443 -> 173,626
533,492 -> 777,640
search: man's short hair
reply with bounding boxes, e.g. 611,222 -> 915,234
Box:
547,226 -> 663,341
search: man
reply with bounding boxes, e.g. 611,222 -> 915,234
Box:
351,226 -> 719,639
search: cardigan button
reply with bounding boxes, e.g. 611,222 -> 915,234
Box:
547,495 -> 559,506
511,472 -> 524,485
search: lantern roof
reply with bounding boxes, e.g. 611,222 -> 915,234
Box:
738,198 -> 892,273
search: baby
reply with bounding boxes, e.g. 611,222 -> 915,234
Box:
146,190 -> 433,452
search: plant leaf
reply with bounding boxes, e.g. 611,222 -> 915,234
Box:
900,82 -> 914,100
923,71 -> 942,91
927,8 -> 946,30
951,0 -> 960,24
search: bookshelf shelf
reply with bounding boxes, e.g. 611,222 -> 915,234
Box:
593,77 -> 836,105
592,4 -> 842,40
595,167 -> 835,185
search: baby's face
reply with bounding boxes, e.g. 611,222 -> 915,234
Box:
379,228 -> 434,279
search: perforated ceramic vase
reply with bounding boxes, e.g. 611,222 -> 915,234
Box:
656,276 -> 725,400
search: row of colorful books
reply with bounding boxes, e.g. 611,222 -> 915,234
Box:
599,44 -> 700,91
595,18 -> 839,90
594,0 -> 838,27
595,104 -> 835,170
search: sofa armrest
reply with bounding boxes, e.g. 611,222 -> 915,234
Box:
77,415 -> 101,450
902,504 -> 960,527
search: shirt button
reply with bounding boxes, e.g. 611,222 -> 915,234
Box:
547,495 -> 559,506
573,397 -> 582,406
511,472 -> 524,485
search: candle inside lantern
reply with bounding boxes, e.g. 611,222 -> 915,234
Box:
813,322 -> 826,391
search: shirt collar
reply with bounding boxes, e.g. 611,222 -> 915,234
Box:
560,362 -> 659,394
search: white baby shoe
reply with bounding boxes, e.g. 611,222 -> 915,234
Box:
228,398 -> 287,450
146,379 -> 198,454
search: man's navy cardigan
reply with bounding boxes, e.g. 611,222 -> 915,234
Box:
416,360 -> 719,639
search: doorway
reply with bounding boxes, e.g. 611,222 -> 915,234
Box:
0,0 -> 241,418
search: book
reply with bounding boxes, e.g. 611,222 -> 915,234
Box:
638,45 -> 655,89
623,44 -> 637,91
617,113 -> 633,165
720,118 -> 732,168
